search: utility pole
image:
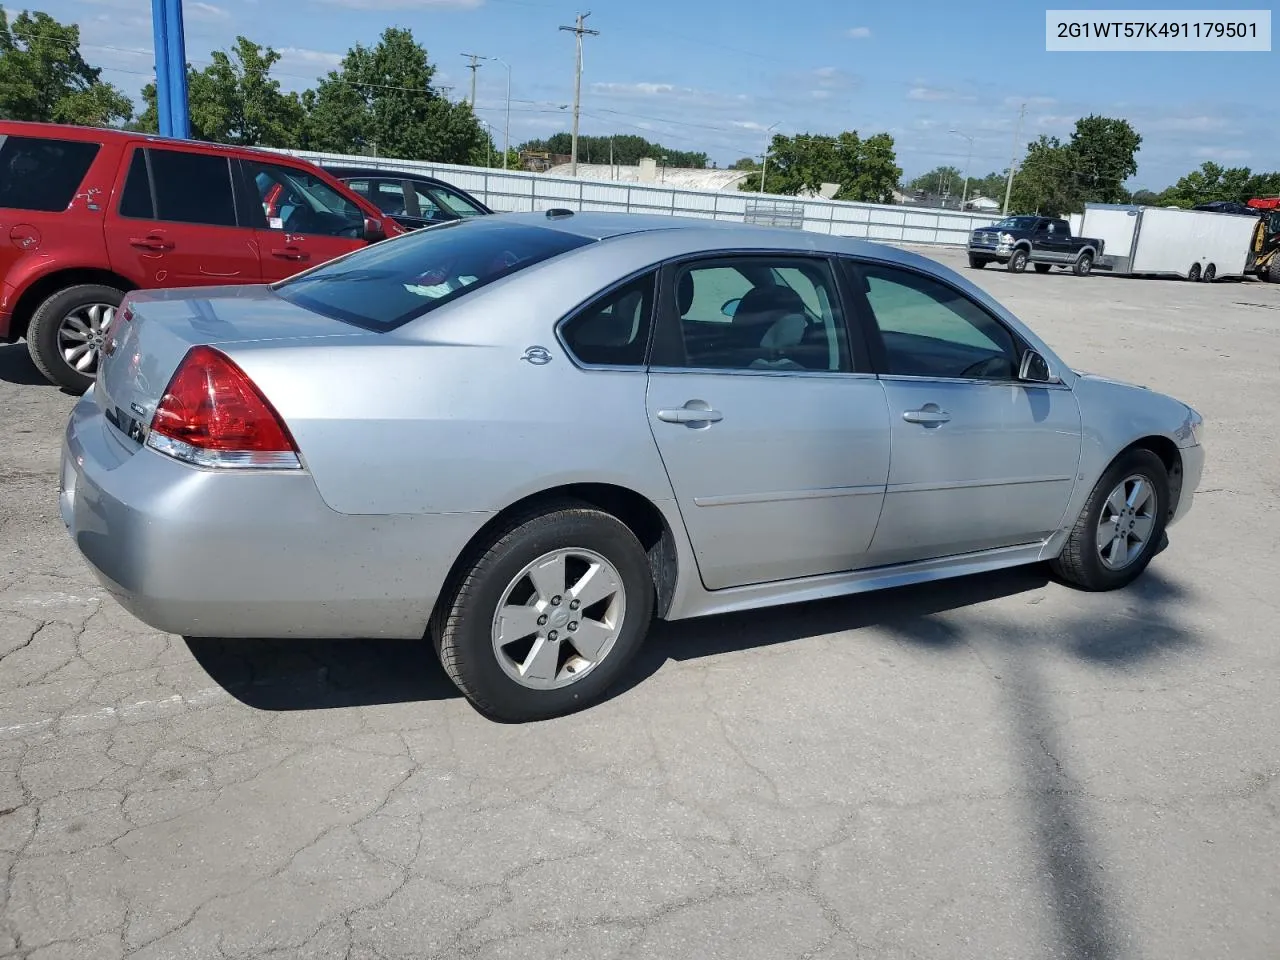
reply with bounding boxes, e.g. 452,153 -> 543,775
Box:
559,12 -> 599,176
461,54 -> 481,109
1002,102 -> 1026,216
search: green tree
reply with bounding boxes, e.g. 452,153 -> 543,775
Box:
1008,116 -> 1141,215
136,37 -> 304,146
730,156 -> 761,171
517,133 -> 707,168
1155,162 -> 1280,207
0,8 -> 132,125
303,27 -> 485,164
741,130 -> 902,203
908,165 -> 962,195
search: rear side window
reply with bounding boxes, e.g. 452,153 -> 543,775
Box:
118,149 -> 154,218
0,135 -> 100,212
145,149 -> 238,227
274,219 -> 594,331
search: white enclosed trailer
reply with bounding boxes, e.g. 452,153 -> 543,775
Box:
1080,202 -> 1259,280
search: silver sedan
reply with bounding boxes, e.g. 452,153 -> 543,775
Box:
60,212 -> 1206,721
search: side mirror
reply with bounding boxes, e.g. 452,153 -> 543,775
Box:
721,297 -> 741,318
363,216 -> 387,242
1018,349 -> 1055,383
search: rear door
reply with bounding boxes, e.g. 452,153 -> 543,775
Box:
645,254 -> 891,591
105,144 -> 262,287
237,158 -> 370,281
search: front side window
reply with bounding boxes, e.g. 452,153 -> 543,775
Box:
992,216 -> 1040,232
245,161 -> 365,238
273,219 -> 594,331
856,262 -> 1019,380
662,257 -> 852,373
145,148 -> 238,227
369,180 -> 409,217
0,135 -> 100,213
559,273 -> 655,367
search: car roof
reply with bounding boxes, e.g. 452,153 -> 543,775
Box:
0,120 -> 303,164
321,164 -> 452,186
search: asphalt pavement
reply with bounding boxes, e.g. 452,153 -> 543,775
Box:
1,247 -> 1277,959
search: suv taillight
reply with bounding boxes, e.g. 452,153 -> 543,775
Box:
145,346 -> 301,470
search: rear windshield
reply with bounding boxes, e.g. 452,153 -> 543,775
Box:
273,218 -> 594,331
0,135 -> 101,212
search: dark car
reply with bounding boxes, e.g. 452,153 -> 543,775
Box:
968,215 -> 1104,276
322,165 -> 493,231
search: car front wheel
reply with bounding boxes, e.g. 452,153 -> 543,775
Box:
1007,249 -> 1029,273
1050,448 -> 1169,591
968,255 -> 988,269
433,503 -> 655,722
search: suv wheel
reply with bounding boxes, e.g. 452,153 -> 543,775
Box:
1073,252 -> 1094,276
27,284 -> 125,393
967,255 -> 987,269
1006,249 -> 1029,273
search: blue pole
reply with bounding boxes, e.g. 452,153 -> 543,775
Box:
150,0 -> 190,138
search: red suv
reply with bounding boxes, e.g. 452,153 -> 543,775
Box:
0,121 -> 404,391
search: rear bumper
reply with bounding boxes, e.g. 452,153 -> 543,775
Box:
60,393 -> 491,639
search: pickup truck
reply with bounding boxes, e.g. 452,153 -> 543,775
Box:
967,215 -> 1104,276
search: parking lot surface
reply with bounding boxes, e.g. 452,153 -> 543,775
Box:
2,247 -> 1277,959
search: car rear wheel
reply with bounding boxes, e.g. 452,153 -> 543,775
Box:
26,284 -> 125,393
1073,252 -> 1094,276
1034,263 -> 1052,274
1050,448 -> 1169,592
1007,249 -> 1029,273
432,502 -> 655,722
1268,256 -> 1280,283
1202,263 -> 1216,282
1186,263 -> 1201,282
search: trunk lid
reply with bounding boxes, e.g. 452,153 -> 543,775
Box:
96,284 -> 368,448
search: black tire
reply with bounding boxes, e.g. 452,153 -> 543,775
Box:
967,255 -> 987,269
432,502 -> 655,722
1034,263 -> 1052,274
1006,249 -> 1029,273
1202,263 -> 1216,282
1050,448 -> 1170,592
1268,256 -> 1280,283
1073,251 -> 1094,277
26,283 -> 125,393
1186,263 -> 1201,282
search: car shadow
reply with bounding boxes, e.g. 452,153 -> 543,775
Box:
184,635 -> 461,711
0,342 -> 48,387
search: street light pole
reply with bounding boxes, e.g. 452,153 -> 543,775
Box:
949,128 -> 974,209
759,120 -> 781,194
478,56 -> 513,170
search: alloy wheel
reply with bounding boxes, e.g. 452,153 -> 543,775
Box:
1096,474 -> 1158,570
490,547 -> 627,690
57,303 -> 116,376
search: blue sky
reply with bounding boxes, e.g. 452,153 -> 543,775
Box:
33,0 -> 1280,189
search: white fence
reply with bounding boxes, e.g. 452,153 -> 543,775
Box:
281,148 -> 999,247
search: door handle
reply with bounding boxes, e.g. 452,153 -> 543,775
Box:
903,408 -> 951,424
271,247 -> 310,261
657,405 -> 723,425
129,236 -> 173,251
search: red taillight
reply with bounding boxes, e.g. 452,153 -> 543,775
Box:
146,346 -> 301,469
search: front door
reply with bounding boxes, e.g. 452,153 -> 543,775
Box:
646,254 -> 891,591
106,144 -> 262,288
239,159 -> 371,282
847,259 -> 1082,566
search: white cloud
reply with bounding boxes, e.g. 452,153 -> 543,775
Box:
907,85 -> 975,102
318,0 -> 482,6
1194,146 -> 1251,162
187,1 -> 229,20
592,82 -> 676,96
846,26 -> 872,39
